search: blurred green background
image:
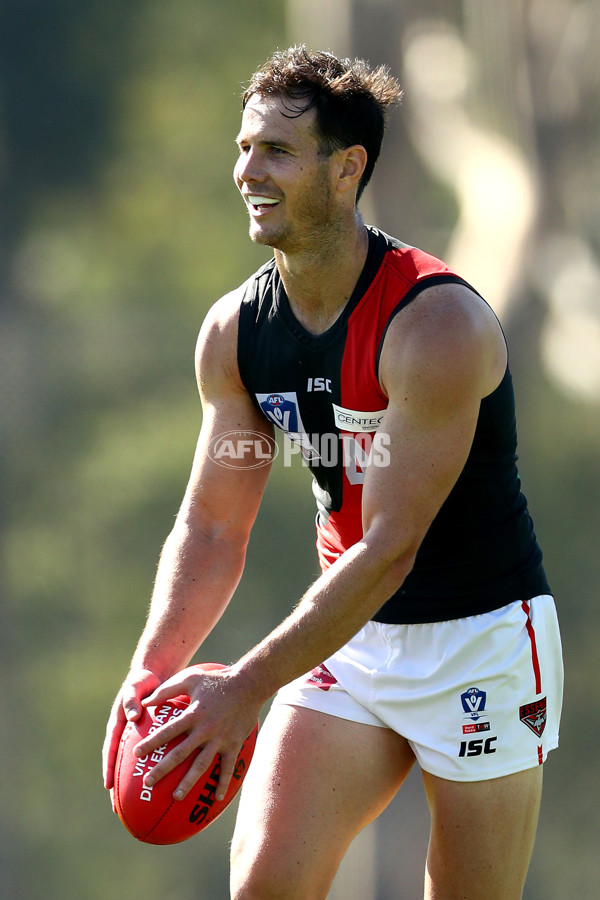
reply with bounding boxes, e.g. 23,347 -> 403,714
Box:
2,1 -> 599,898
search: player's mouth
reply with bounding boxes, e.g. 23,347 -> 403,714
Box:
246,195 -> 281,214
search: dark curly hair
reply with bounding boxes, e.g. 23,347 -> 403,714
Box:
243,46 -> 403,200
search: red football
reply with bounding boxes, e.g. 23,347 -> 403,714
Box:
114,663 -> 259,844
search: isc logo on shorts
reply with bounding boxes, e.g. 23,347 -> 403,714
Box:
459,686 -> 497,758
458,736 -> 497,757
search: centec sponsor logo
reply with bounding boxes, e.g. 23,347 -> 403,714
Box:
332,404 -> 387,434
208,431 -> 278,469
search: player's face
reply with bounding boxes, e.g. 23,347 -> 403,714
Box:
234,93 -> 339,253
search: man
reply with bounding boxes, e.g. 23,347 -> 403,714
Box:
103,47 -> 563,899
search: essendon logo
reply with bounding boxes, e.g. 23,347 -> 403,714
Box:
519,697 -> 547,737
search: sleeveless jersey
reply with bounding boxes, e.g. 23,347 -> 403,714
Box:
236,226 -> 550,623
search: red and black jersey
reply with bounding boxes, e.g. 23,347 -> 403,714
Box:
236,226 -> 550,623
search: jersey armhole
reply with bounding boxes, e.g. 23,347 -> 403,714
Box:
236,293 -> 253,393
236,264 -> 279,413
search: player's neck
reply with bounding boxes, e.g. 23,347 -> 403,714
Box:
274,218 -> 369,335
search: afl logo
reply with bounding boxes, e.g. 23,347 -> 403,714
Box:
267,394 -> 285,406
208,430 -> 278,469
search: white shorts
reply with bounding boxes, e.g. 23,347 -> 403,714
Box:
273,595 -> 563,782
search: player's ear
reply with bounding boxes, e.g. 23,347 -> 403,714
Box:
334,145 -> 368,196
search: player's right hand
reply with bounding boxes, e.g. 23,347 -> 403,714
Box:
102,669 -> 161,797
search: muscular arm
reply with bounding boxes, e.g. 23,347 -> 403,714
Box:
102,290 -> 273,789
130,299 -> 272,680
135,283 -> 507,801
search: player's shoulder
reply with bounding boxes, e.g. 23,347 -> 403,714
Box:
380,280 -> 507,403
400,278 -> 499,334
365,226 -> 504,357
371,227 -> 500,351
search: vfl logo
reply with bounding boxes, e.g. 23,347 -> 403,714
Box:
257,391 -> 303,432
519,697 -> 547,737
256,390 -> 319,461
461,687 -> 487,720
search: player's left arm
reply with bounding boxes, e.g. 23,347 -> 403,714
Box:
360,281 -> 507,584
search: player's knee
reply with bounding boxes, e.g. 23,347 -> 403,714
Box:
230,873 -> 279,900
230,832 -> 271,900
231,837 -> 320,900
231,872 -> 318,900
230,854 -> 285,900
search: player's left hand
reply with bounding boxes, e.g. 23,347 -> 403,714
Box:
133,664 -> 262,802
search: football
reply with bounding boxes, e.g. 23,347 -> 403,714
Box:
114,663 -> 259,845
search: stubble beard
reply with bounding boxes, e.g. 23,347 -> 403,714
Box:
248,163 -> 339,259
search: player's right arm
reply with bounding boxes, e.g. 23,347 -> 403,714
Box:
102,289 -> 273,791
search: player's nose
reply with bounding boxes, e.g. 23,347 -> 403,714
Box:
234,147 -> 267,188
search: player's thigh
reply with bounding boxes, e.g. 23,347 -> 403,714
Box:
231,702 -> 415,900
422,765 -> 543,900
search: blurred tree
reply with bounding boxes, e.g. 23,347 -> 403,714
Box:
1,2 -> 291,898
